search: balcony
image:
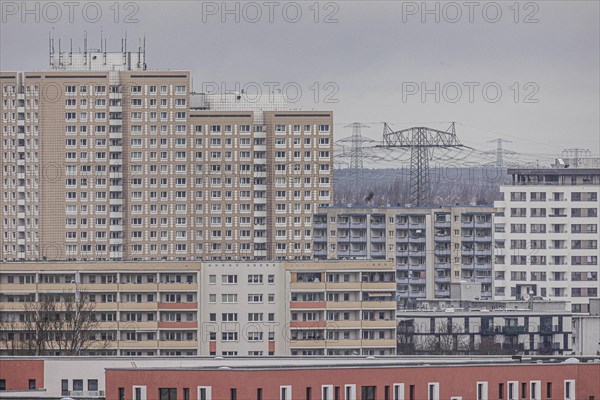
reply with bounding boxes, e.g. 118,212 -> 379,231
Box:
410,236 -> 427,244
350,236 -> 367,243
314,235 -> 327,243
371,235 -> 386,243
434,290 -> 450,297
370,249 -> 387,258
434,248 -> 451,256
435,276 -> 451,283
475,236 -> 493,243
502,326 -> 526,335
435,263 -> 451,270
434,221 -> 451,228
69,391 -> 105,398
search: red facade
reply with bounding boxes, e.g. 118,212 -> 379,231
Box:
105,363 -> 600,400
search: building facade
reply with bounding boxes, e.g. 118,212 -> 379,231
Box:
397,305 -> 572,356
493,166 -> 600,312
313,206 -> 496,308
2,357 -> 599,400
1,46 -> 333,263
0,260 -> 396,357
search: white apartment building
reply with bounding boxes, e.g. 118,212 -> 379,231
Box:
493,164 -> 600,312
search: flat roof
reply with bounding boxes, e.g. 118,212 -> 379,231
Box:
5,355 -> 598,370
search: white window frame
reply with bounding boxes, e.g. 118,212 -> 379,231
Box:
529,380 -> 541,400
476,381 -> 488,400
508,381 -> 519,400
280,385 -> 292,400
393,383 -> 405,400
344,384 -> 356,400
322,385 -> 333,400
197,386 -> 212,400
132,385 -> 147,400
564,380 -> 575,400
428,382 -> 440,400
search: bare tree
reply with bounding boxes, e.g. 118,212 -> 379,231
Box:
401,321 -> 470,355
1,291 -> 109,355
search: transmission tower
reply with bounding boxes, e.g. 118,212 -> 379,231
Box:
337,122 -> 370,184
485,138 -> 515,169
376,122 -> 469,206
562,148 -> 591,168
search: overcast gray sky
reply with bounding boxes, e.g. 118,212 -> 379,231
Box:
1,1 -> 598,164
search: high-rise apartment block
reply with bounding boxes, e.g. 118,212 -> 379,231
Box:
493,165 -> 600,312
313,206 -> 496,308
1,45 -> 333,262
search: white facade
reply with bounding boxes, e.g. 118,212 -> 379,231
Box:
199,262 -> 287,356
493,167 -> 600,312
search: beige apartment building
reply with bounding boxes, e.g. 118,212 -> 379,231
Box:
0,259 -> 397,357
1,45 -> 333,263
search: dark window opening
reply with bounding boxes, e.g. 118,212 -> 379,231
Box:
361,386 -> 376,400
231,388 -> 237,400
499,383 -> 504,400
29,379 -> 36,390
61,380 -> 69,396
257,388 -> 263,400
119,387 -> 125,400
546,382 -> 552,399
409,385 -> 415,400
159,388 -> 177,400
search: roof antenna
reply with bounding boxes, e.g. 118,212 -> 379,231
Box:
100,28 -> 103,52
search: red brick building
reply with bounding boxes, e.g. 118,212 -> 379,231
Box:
1,357 -> 599,400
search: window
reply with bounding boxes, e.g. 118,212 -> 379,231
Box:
134,386 -> 146,400
361,386 -> 376,400
159,388 -> 177,400
530,381 -> 540,400
231,388 -> 237,400
322,385 -> 333,400
281,386 -> 292,400
393,384 -> 404,400
428,383 -> 439,400
222,274 -> 238,284
476,382 -> 488,400
545,383 -> 551,399
198,387 -> 212,400
564,380 -> 574,400
508,382 -> 518,400
345,385 -> 356,400
73,379 -> 84,391
119,388 -> 125,400
29,379 -> 36,389
88,380 -> 98,391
